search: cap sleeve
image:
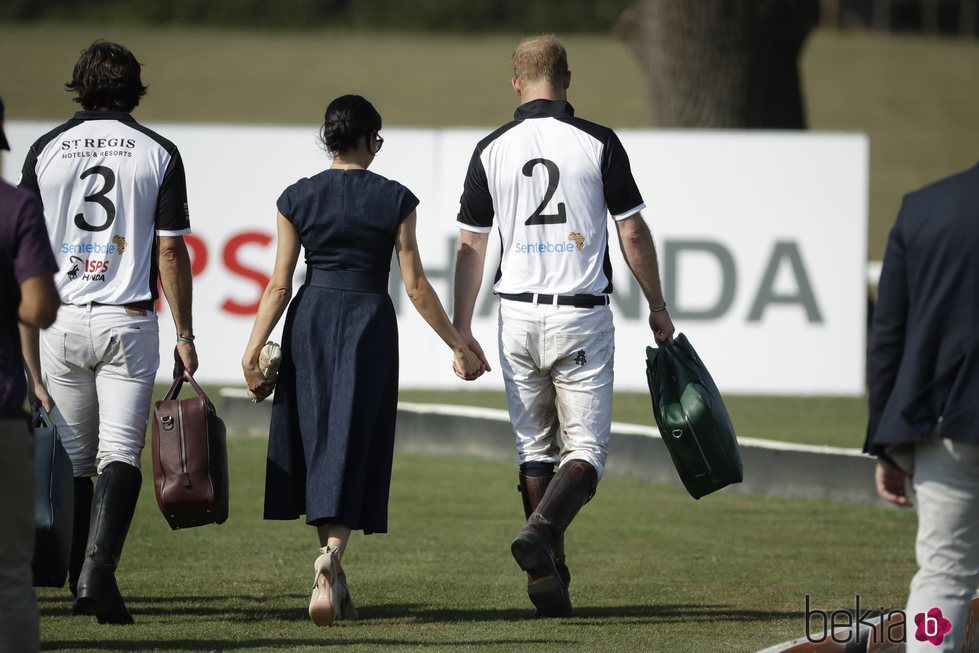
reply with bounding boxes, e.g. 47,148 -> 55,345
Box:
277,180 -> 301,223
398,185 -> 419,223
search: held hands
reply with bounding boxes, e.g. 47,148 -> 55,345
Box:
452,345 -> 486,381
452,329 -> 491,381
649,307 -> 675,344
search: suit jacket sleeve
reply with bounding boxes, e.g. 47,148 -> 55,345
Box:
865,202 -> 910,452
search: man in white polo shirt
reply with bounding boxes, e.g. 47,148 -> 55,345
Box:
452,34 -> 674,617
19,40 -> 197,624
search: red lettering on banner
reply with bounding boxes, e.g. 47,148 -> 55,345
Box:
222,232 -> 272,315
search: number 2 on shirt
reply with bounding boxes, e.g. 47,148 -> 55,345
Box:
523,158 -> 567,225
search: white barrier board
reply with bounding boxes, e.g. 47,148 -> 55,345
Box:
3,122 -> 868,395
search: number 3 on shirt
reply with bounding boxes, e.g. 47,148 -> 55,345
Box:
74,165 -> 117,232
523,158 -> 567,225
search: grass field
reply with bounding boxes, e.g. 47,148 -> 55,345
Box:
1,23 -> 978,259
36,437 -> 918,653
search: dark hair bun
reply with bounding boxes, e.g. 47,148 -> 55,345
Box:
320,95 -> 382,154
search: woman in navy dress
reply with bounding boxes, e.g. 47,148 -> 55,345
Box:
242,95 -> 486,626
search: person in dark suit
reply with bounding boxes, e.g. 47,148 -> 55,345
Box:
865,162 -> 979,652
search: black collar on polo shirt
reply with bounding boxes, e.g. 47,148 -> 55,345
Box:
73,110 -> 136,122
514,99 -> 575,121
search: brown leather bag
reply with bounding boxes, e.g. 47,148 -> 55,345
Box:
151,355 -> 229,530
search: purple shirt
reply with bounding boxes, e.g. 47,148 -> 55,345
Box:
0,179 -> 58,417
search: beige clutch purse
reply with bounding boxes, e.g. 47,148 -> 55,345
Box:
247,341 -> 282,402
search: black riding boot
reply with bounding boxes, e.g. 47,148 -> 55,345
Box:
69,476 -> 94,601
74,462 -> 141,625
511,460 -> 597,617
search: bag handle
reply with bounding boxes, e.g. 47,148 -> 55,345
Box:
161,347 -> 213,406
32,405 -> 52,429
658,336 -> 708,388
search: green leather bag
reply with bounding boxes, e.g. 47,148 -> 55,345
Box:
646,333 -> 742,499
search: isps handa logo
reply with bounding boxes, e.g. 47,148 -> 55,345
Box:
805,595 -> 952,647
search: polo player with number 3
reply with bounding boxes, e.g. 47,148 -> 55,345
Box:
451,34 -> 675,617
18,40 -> 196,625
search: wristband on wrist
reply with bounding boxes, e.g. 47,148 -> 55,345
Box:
177,334 -> 195,344
649,302 -> 668,313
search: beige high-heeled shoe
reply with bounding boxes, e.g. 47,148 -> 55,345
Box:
334,563 -> 359,621
308,546 -> 340,626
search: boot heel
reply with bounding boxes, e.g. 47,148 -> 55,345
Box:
511,532 -> 549,573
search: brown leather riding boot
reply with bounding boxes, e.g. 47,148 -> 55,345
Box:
517,474 -> 570,588
511,460 -> 597,617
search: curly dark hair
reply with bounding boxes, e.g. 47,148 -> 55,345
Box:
66,40 -> 148,112
320,95 -> 382,154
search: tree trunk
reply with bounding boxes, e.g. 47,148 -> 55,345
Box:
872,0 -> 891,31
962,0 -> 978,36
819,0 -> 841,28
920,0 -> 940,35
617,0 -> 820,129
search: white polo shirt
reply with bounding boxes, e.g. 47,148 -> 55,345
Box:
457,99 -> 645,296
19,111 -> 191,306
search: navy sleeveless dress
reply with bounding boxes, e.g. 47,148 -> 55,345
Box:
264,168 -> 418,534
